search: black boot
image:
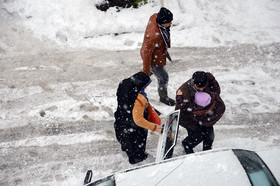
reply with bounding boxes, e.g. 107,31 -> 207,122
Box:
158,85 -> 175,106
160,97 -> 176,106
203,145 -> 212,151
182,140 -> 194,154
129,153 -> 148,164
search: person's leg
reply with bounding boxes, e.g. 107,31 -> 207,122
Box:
151,66 -> 175,106
202,126 -> 215,151
182,126 -> 203,154
135,128 -> 148,160
114,121 -> 127,151
123,128 -> 139,163
114,121 -> 148,164
126,127 -> 148,164
151,66 -> 168,99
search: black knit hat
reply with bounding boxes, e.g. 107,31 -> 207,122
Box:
192,71 -> 208,88
131,71 -> 151,89
156,7 -> 173,25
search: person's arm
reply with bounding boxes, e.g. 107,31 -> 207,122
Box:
132,95 -> 159,132
176,89 -> 196,114
193,100 -> 216,116
195,95 -> 225,127
207,73 -> 221,95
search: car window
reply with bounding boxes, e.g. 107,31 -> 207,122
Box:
88,176 -> 115,186
156,110 -> 180,161
163,112 -> 180,159
233,149 -> 279,186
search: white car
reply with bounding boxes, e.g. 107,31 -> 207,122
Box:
84,111 -> 280,186
84,148 -> 280,186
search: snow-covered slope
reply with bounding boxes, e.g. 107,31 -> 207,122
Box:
1,0 -> 280,51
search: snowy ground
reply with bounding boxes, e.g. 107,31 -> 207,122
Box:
1,0 -> 280,185
1,43 -> 280,186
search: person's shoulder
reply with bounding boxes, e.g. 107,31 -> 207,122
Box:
147,13 -> 158,26
206,72 -> 216,80
150,13 -> 157,19
135,93 -> 147,105
183,79 -> 192,87
137,93 -> 146,100
144,14 -> 160,41
178,79 -> 191,92
206,72 -> 214,76
119,78 -> 130,86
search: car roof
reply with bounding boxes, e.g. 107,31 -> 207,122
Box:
114,149 -> 251,186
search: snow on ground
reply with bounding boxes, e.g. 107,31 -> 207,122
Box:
0,0 -> 280,185
1,0 -> 280,51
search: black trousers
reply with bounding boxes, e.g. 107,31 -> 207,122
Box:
114,121 -> 148,161
184,124 -> 214,151
151,66 -> 169,99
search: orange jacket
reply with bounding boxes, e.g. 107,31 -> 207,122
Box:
141,13 -> 167,75
132,93 -> 158,131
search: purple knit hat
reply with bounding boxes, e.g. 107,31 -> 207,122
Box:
195,92 -> 211,107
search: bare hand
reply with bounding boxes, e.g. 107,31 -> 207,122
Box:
177,89 -> 183,95
155,125 -> 162,134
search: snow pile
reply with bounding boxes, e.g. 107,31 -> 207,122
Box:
1,0 -> 280,50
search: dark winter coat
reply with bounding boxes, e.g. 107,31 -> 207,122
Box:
175,72 -> 225,130
141,13 -> 168,75
114,72 -> 150,127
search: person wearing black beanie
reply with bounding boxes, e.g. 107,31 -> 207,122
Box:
141,7 -> 175,106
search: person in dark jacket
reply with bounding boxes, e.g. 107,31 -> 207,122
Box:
141,7 -> 175,106
114,72 -> 161,164
175,71 -> 225,154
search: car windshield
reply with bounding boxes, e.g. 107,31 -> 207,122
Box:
88,176 -> 115,186
233,149 -> 279,186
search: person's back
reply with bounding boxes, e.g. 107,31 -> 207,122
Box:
141,13 -> 166,75
114,78 -> 137,122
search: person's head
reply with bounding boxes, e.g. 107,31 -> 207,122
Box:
195,92 -> 211,107
192,71 -> 208,91
131,72 -> 151,90
156,7 -> 173,27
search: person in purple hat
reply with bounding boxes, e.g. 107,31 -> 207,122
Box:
175,71 -> 226,154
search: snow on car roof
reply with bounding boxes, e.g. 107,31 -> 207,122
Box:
114,149 -> 251,186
